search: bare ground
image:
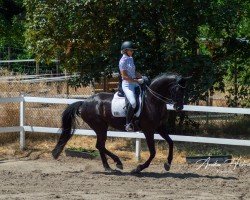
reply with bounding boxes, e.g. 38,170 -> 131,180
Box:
0,155 -> 249,200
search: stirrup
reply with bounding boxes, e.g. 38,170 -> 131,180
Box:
125,123 -> 134,132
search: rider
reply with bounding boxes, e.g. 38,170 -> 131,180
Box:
119,41 -> 144,131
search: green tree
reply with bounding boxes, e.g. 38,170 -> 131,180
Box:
199,0 -> 250,107
0,0 -> 25,48
24,0 -> 249,104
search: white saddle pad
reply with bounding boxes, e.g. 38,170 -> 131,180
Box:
111,92 -> 142,117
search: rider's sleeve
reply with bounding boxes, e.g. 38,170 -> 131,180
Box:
119,58 -> 128,72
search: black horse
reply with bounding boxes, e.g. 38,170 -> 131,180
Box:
52,73 -> 190,173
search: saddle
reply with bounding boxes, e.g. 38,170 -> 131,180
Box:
111,86 -> 142,118
111,75 -> 150,118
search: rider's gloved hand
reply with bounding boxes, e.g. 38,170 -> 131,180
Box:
137,78 -> 144,84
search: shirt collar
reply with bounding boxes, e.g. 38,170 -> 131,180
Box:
122,54 -> 131,58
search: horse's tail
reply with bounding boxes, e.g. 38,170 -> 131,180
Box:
52,101 -> 84,159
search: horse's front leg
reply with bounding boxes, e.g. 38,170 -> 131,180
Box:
131,132 -> 155,174
157,125 -> 173,171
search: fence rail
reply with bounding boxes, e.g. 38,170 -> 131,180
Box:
0,59 -> 58,63
0,96 -> 250,159
0,75 -> 76,83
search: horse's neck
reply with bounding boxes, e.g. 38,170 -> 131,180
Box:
146,79 -> 170,103
144,88 -> 167,115
143,79 -> 172,114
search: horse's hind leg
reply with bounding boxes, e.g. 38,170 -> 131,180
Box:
103,147 -> 123,170
95,131 -> 123,171
95,131 -> 111,171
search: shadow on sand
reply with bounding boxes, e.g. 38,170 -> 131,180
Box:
93,170 -> 237,180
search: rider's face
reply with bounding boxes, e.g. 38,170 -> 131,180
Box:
127,49 -> 134,57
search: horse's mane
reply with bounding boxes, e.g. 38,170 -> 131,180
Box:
151,72 -> 181,85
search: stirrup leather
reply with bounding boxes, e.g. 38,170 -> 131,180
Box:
125,123 -> 134,132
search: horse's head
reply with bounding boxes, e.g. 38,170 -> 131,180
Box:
148,74 -> 191,111
171,76 -> 191,111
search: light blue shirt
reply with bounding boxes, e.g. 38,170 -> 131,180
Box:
119,54 -> 136,80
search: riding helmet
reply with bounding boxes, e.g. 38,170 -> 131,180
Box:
121,41 -> 137,51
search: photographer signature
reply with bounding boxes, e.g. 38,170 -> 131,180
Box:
195,157 -> 250,171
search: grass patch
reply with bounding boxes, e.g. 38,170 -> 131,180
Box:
66,147 -> 99,157
205,115 -> 250,138
175,142 -> 250,159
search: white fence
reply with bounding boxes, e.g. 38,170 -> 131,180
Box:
0,96 -> 250,160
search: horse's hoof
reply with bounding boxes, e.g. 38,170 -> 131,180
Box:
164,163 -> 171,171
131,166 -> 141,174
104,167 -> 114,172
116,163 -> 123,170
52,148 -> 61,159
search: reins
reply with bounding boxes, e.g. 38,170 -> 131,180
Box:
146,85 -> 173,104
145,82 -> 186,104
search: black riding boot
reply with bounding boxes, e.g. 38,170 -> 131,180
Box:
125,104 -> 135,131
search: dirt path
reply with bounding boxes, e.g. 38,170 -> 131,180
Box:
0,156 -> 249,200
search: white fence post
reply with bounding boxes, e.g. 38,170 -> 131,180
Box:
20,94 -> 25,150
135,138 -> 141,161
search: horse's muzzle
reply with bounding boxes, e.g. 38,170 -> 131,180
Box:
174,104 -> 183,111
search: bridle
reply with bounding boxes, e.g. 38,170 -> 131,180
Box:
145,82 -> 185,104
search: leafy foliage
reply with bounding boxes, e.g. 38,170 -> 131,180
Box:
0,0 -> 25,47
22,1 -> 250,104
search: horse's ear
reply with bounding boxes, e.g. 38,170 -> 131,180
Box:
182,76 -> 192,81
